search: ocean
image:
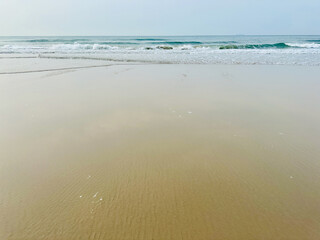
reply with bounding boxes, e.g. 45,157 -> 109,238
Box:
1,35 -> 320,65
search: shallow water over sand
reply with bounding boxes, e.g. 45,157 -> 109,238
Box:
0,63 -> 320,239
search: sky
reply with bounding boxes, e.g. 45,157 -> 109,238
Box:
0,0 -> 319,36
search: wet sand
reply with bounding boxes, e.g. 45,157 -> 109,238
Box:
0,62 -> 320,239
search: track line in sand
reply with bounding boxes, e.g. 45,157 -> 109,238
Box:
0,63 -> 145,75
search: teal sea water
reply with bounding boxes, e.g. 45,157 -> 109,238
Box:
1,35 -> 320,65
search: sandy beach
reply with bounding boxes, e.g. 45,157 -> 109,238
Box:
0,59 -> 320,239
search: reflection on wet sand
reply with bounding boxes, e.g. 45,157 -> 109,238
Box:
0,63 -> 320,239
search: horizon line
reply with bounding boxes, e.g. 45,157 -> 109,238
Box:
1,34 -> 320,37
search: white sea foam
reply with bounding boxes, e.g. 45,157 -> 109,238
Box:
286,43 -> 320,48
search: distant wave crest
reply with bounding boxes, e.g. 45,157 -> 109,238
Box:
219,43 -> 291,49
306,40 -> 320,43
23,39 -> 89,43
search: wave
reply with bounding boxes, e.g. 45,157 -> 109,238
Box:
2,42 -> 320,53
219,43 -> 291,49
120,41 -> 203,45
133,38 -> 165,41
1,36 -> 320,66
23,38 -> 90,43
94,41 -> 139,45
156,41 -> 202,45
286,43 -> 320,48
210,41 -> 238,44
54,41 -> 202,45
18,39 -> 204,45
25,39 -> 51,43
306,40 -> 320,43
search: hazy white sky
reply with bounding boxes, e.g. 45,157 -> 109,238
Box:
0,0 -> 319,36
